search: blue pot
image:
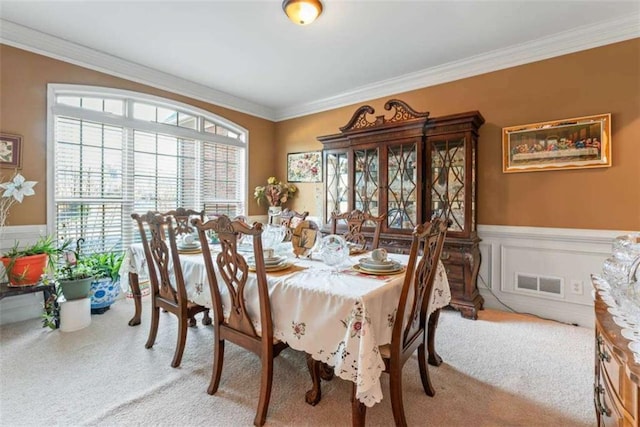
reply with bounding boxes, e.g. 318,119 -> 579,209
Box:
89,278 -> 121,309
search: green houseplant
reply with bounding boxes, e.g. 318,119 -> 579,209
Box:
0,172 -> 49,287
1,235 -> 60,286
84,251 -> 124,313
55,239 -> 96,301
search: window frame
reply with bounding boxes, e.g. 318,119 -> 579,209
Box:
46,84 -> 249,249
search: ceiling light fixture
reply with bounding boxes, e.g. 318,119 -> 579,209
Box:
282,0 -> 323,26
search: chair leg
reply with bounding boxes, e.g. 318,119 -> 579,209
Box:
427,309 -> 443,366
145,304 -> 160,349
305,356 -> 322,406
253,354 -> 273,426
171,316 -> 188,368
351,382 -> 366,427
389,364 -> 408,427
418,342 -> 435,397
202,310 -> 212,326
254,354 -> 274,426
207,339 -> 224,395
188,315 -> 197,327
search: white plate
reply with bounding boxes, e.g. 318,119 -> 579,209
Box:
629,341 -> 640,354
352,264 -> 405,276
613,316 -> 630,328
359,257 -> 395,266
359,261 -> 400,271
248,255 -> 285,266
248,260 -> 292,273
621,328 -> 640,341
608,306 -> 624,317
178,241 -> 200,250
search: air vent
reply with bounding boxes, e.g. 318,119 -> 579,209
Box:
516,273 -> 563,296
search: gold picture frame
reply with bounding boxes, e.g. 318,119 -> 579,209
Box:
502,113 -> 611,173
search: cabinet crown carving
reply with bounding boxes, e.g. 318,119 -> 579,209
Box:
339,99 -> 429,132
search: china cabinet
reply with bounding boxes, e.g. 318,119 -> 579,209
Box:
319,100 -> 485,319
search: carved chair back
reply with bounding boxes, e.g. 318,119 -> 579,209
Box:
330,209 -> 386,251
131,211 -> 187,307
193,215 -> 272,341
161,207 -> 204,236
392,218 -> 447,359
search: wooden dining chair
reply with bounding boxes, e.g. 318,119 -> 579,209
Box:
351,218 -> 448,426
160,207 -> 211,325
280,208 -> 309,241
330,209 -> 386,251
131,211 -> 211,368
192,215 -> 289,427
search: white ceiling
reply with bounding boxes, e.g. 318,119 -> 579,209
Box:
1,1 -> 639,121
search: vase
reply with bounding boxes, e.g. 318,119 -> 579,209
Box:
89,278 -> 121,314
268,206 -> 282,224
59,277 -> 93,301
1,253 -> 48,286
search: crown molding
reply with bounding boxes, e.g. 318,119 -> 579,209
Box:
0,20 -> 276,121
274,14 -> 640,121
1,15 -> 638,123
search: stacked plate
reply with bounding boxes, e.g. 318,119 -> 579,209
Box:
247,254 -> 291,272
177,241 -> 201,253
356,257 -> 403,274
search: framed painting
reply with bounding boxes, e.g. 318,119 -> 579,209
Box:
0,133 -> 23,169
287,151 -> 322,182
502,113 -> 611,173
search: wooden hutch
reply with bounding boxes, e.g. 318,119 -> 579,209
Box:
318,99 -> 485,319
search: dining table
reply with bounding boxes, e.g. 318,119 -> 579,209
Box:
119,241 -> 451,409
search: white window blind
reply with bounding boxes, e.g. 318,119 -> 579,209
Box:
49,85 -> 247,254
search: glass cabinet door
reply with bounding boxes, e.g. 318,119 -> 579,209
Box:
353,149 -> 379,219
387,143 -> 418,232
430,138 -> 466,232
325,152 -> 349,223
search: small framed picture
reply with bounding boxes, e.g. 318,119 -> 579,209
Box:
0,133 -> 23,169
287,151 -> 322,183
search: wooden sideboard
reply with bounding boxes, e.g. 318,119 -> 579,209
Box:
594,284 -> 640,426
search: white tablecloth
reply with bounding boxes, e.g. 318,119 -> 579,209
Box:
120,244 -> 451,407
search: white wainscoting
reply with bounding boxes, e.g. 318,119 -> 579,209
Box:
0,225 -> 50,325
477,225 -> 634,328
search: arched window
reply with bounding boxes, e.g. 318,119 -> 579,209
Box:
47,84 -> 248,253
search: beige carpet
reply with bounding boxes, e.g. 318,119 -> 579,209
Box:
0,298 -> 594,426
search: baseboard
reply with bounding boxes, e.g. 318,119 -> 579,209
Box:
476,225 -> 632,327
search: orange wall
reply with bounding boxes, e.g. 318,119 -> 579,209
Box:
276,39 -> 640,230
2,40 -> 639,230
0,44 -> 275,223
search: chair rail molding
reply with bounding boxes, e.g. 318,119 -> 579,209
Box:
476,224 -> 634,327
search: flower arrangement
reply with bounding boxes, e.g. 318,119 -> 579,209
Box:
254,176 -> 297,207
0,172 -> 37,233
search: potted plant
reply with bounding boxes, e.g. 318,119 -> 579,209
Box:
56,240 -> 96,301
84,251 -> 124,314
0,172 -> 50,286
1,235 -> 60,286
